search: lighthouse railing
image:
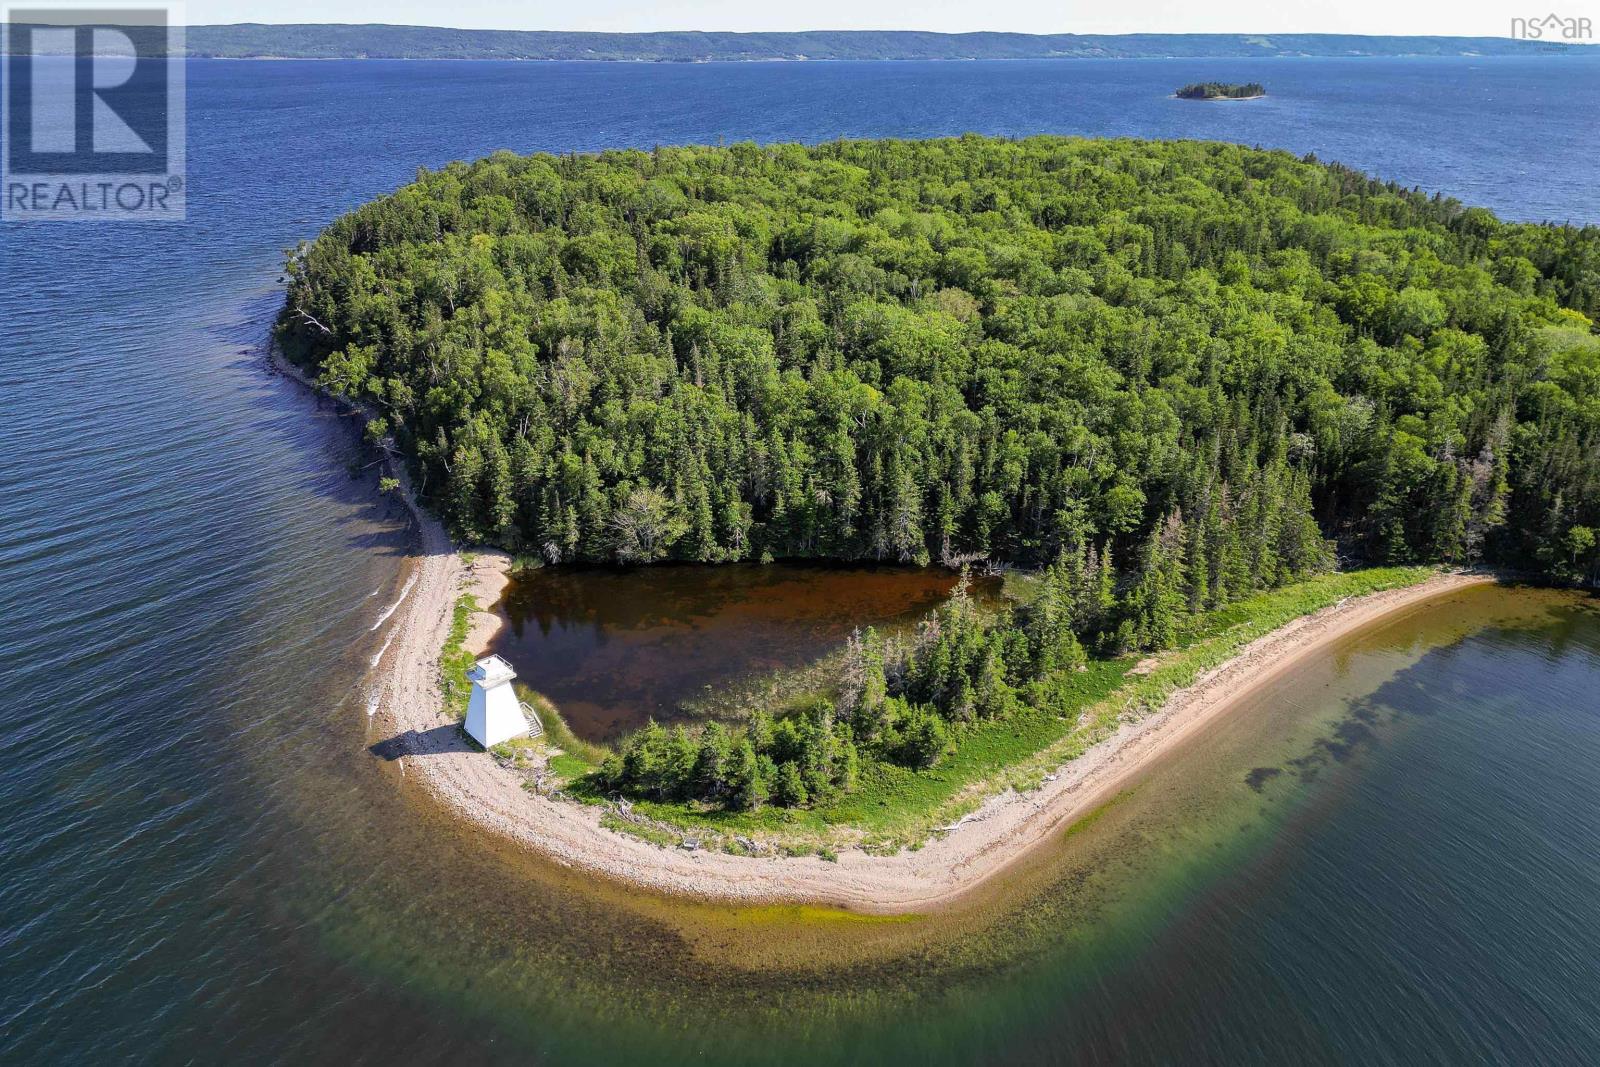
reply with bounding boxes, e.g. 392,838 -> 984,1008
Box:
519,701 -> 546,737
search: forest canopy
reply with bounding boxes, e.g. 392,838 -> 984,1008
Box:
279,135 -> 1600,594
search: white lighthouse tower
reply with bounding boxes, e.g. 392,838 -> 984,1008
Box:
464,655 -> 540,748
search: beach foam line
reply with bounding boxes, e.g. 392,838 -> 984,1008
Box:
370,574 -> 416,631
370,628 -> 396,668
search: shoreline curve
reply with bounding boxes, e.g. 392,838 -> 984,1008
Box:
271,347 -> 1492,912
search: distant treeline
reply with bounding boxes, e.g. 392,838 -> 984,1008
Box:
1177,82 -> 1267,99
7,25 -> 1588,60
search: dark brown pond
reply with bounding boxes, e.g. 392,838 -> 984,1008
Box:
490,563 -> 999,741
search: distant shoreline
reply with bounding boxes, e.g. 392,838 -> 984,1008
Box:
10,53 -> 1594,63
149,55 -> 1593,64
7,26 -> 1591,62
11,55 -> 1594,65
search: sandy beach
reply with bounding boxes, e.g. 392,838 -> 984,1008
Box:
273,345 -> 1490,911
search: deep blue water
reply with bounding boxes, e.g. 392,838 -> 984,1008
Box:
3,56 -> 1599,1064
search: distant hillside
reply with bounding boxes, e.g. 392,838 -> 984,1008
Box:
8,25 -> 1588,60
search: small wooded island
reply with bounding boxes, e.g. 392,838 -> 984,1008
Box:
278,136 -> 1599,856
1176,81 -> 1266,99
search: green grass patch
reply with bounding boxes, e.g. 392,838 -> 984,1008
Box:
439,593 -> 477,720
489,735 -> 543,764
548,752 -> 597,782
519,686 -> 611,767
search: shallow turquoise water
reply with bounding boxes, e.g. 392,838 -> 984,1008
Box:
965,586 -> 1600,1063
3,56 -> 1600,1063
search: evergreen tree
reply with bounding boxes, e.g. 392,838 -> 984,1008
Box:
692,722 -> 733,798
772,762 -> 809,807
1121,512 -> 1189,652
726,740 -> 767,810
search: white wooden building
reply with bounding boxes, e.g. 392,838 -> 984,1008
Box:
464,654 -> 541,748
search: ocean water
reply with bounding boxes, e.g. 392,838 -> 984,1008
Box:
2,56 -> 1599,1064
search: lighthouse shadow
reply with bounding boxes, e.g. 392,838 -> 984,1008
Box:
369,723 -> 464,761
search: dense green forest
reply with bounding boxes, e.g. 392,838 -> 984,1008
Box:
280,136 -> 1600,582
280,135 -> 1598,806
1176,82 -> 1266,99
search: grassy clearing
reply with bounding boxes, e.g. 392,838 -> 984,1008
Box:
490,734 -> 544,767
547,752 -> 596,781
516,687 -> 610,788
439,594 -> 477,720
610,566 -> 1437,853
519,686 -> 610,767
